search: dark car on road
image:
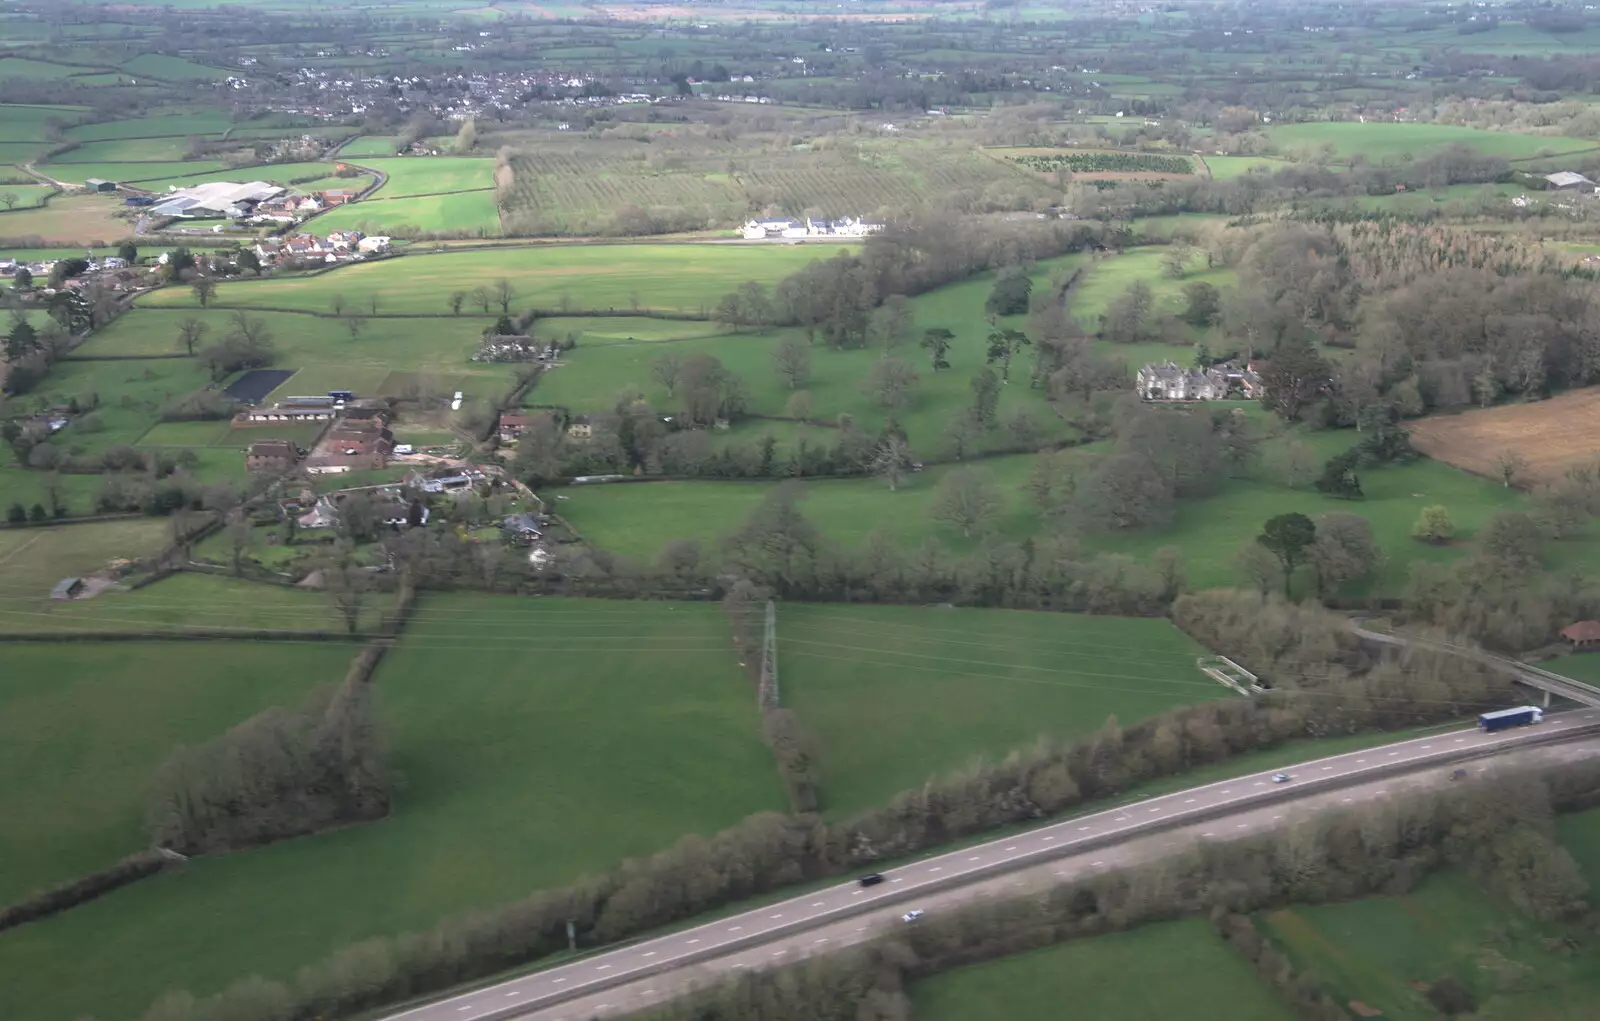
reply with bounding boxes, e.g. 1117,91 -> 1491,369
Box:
858,873 -> 885,887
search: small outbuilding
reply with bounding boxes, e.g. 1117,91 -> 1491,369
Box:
51,577 -> 85,601
1560,620 -> 1600,650
85,178 -> 117,193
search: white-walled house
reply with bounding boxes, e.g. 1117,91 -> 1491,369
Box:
742,216 -> 886,240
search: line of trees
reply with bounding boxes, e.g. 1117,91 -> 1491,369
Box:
147,668 -> 390,854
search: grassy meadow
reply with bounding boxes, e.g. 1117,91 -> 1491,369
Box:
0,595 -> 785,1021
912,917 -> 1294,1021
0,572 -> 394,636
1260,868 -> 1600,1020
1267,122 -> 1598,164
779,603 -> 1221,814
0,519 -> 173,595
0,641 -> 361,903
306,188 -> 503,235
137,242 -> 845,314
342,155 -> 497,197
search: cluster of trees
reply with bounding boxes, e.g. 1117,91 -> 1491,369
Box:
148,669 -> 389,854
194,310 -> 276,382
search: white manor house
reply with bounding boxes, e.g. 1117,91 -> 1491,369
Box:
741,215 -> 887,240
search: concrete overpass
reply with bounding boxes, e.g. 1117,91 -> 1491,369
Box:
1351,624 -> 1600,708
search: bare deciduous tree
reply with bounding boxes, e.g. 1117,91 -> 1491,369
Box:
931,466 -> 1002,537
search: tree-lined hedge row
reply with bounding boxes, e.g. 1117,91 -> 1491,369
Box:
1011,152 -> 1193,174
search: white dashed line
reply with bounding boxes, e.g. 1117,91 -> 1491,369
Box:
1041,836 -> 1054,843
506,992 -> 520,998
769,914 -> 783,919
642,951 -> 656,958
1079,826 -> 1091,831
929,866 -> 942,872
811,901 -> 824,907
1148,807 -> 1160,813
553,978 -> 567,984
771,950 -> 786,958
891,878 -> 904,883
1202,831 -> 1215,837
1272,815 -> 1283,821
1253,782 -> 1265,787
1420,745 -> 1431,750
686,939 -> 699,945
1183,798 -> 1196,803
1220,790 -> 1231,795
1092,860 -> 1105,866
1236,823 -> 1249,829
1322,766 -> 1334,771
1388,752 -> 1399,757
1005,846 -> 1017,851
1356,758 -> 1366,763
596,964 -> 611,971
458,1008 -> 474,1013
968,855 -> 981,861
1341,798 -> 1353,804
814,938 -> 830,945
728,926 -> 743,932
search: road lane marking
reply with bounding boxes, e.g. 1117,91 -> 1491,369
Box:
1356,758 -> 1366,763
891,878 -> 904,883
687,939 -> 699,945
554,978 -> 567,984
1148,807 -> 1160,813
968,855 -> 981,861
1253,782 -> 1265,787
728,926 -> 743,932
1375,790 -> 1388,796
1184,798 -> 1196,803
811,901 -> 824,907
1272,815 -> 1283,821
643,951 -> 656,958
769,913 -> 784,919
771,950 -> 786,957
597,964 -> 612,971
852,890 -> 863,896
1092,860 -> 1104,866
1221,790 -> 1231,794
814,938 -> 830,945
929,866 -> 942,872
1341,798 -> 1353,803
1420,745 -> 1431,750
1455,738 -> 1466,742
1389,752 -> 1399,756
1078,826 -> 1091,831
506,992 -> 520,998
1005,846 -> 1017,851
1236,823 -> 1249,829
458,1008 -> 474,1013
1202,831 -> 1215,837
1041,836 -> 1054,842
731,964 -> 747,970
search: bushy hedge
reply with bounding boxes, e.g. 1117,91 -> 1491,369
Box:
0,850 -> 172,934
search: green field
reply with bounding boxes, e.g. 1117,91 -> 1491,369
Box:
0,595 -> 785,1021
1261,868 -> 1600,1020
1071,247 -> 1236,339
343,155 -> 497,197
339,135 -> 399,156
106,161 -> 340,192
780,603 -> 1219,814
308,188 -> 503,236
0,57 -> 85,79
0,572 -> 394,636
913,917 -> 1293,1021
137,242 -> 845,315
1204,155 -> 1289,179
30,354 -> 215,453
119,54 -> 229,81
1267,122 -> 1598,164
64,113 -> 233,141
0,641 -> 360,902
51,136 -> 204,163
0,519 -> 173,596
39,160 -> 226,185
0,184 -> 57,209
0,104 -> 88,141
1557,806 -> 1600,887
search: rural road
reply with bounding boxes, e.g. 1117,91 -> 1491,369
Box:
383,713 -> 1600,1021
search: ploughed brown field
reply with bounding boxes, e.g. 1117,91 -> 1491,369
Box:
1408,389 -> 1600,483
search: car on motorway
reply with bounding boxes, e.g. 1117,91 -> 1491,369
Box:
1272,773 -> 1292,783
1450,767 -> 1468,781
901,909 -> 924,923
858,873 -> 885,887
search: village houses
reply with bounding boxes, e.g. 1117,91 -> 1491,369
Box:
741,215 -> 886,240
